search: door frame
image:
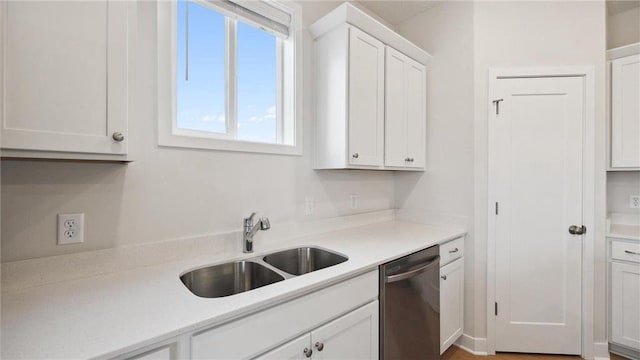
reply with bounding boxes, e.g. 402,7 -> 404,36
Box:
486,66 -> 596,358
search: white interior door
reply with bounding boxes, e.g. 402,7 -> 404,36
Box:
490,76 -> 585,354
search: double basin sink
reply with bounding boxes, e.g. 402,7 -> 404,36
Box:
180,247 -> 348,298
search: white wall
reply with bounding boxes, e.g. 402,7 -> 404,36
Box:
607,6 -> 640,49
608,172 -> 640,215
0,1 -> 396,262
472,0 -> 607,352
394,0 -> 477,339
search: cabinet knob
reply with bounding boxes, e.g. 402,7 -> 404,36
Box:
409,158 -> 414,162
441,275 -> 447,280
303,348 -> 313,358
352,153 -> 359,159
315,342 -> 324,351
405,157 -> 410,162
112,132 -> 125,142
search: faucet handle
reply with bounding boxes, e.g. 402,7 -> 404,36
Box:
244,212 -> 257,225
260,217 -> 271,231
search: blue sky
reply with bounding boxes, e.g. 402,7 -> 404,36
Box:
176,1 -> 277,143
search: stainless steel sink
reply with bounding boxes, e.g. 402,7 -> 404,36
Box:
180,261 -> 284,298
263,247 -> 348,276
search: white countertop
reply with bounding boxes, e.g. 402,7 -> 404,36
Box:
1,220 -> 465,359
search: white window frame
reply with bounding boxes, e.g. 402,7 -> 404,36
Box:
157,0 -> 302,155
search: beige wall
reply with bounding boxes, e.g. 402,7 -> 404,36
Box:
607,6 -> 640,49
394,0 -> 477,339
473,0 -> 607,349
395,0 -> 607,350
608,172 -> 640,214
0,1 -> 396,262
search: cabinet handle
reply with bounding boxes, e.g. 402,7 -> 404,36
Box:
441,275 -> 447,280
352,153 -> 359,159
315,342 -> 324,351
625,250 -> 640,255
303,348 -> 313,358
449,248 -> 459,253
112,132 -> 125,142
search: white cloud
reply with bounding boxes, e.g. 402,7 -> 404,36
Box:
199,114 -> 225,123
246,105 -> 277,123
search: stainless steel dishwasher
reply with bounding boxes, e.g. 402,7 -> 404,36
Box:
380,245 -> 440,359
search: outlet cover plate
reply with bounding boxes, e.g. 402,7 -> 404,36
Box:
57,213 -> 84,245
630,195 -> 640,209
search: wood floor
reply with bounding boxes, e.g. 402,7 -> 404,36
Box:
442,346 -> 629,360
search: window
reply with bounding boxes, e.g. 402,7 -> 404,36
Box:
158,0 -> 302,155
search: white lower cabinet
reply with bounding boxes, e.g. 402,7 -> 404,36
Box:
439,237 -> 465,354
257,301 -> 379,360
610,238 -> 640,353
189,271 -> 378,360
258,334 -> 312,360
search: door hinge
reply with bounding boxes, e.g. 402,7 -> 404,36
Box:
495,202 -> 499,215
495,302 -> 498,316
492,98 -> 504,115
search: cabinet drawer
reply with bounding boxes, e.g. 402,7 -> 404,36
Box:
440,237 -> 464,266
612,240 -> 640,263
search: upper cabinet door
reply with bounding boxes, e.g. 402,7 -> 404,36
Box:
384,47 -> 426,169
384,48 -> 407,168
1,1 -> 131,156
611,54 -> 640,168
405,59 -> 426,168
348,27 -> 384,167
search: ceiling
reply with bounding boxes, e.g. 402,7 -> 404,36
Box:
358,0 -> 640,25
607,0 -> 640,15
356,0 -> 443,25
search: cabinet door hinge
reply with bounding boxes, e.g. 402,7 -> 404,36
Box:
495,302 -> 498,316
495,202 -> 499,215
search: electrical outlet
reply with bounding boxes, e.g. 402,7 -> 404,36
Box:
58,213 -> 84,245
630,195 -> 640,209
304,196 -> 315,216
350,194 -> 359,209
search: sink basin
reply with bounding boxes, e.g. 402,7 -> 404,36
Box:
263,247 -> 348,276
180,261 -> 284,298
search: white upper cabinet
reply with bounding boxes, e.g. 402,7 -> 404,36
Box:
311,3 -> 431,171
0,0 -> 134,160
609,45 -> 640,169
385,47 -> 426,169
348,27 -> 385,168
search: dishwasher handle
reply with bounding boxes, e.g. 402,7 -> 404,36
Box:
385,256 -> 440,283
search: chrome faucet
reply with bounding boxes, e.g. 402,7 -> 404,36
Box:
243,212 -> 270,253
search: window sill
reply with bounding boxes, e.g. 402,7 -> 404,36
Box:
158,132 -> 302,156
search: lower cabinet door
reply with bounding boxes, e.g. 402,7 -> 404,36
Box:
256,334 -> 312,360
440,258 -> 464,354
611,261 -> 640,349
311,301 -> 379,360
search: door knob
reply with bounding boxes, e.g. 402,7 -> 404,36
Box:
568,225 -> 586,235
303,348 -> 313,358
112,132 -> 125,142
315,342 -> 324,351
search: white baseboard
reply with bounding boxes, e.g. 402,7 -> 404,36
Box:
455,333 -> 488,355
593,342 -> 610,360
